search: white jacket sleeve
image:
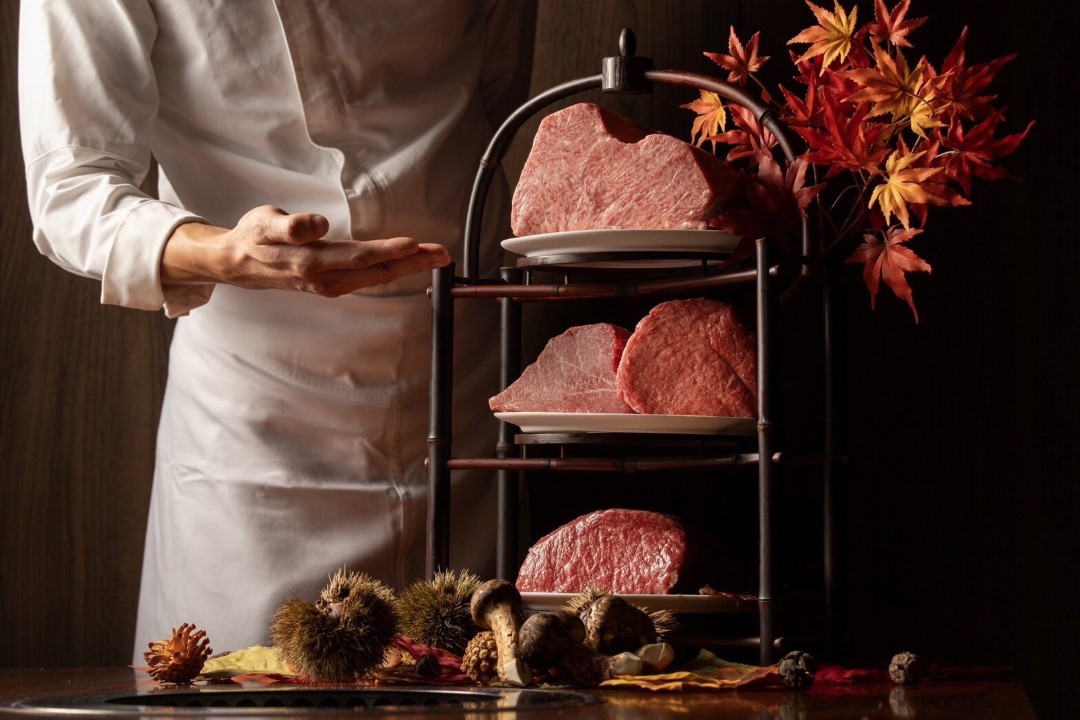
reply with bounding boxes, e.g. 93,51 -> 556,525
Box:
18,0 -> 209,316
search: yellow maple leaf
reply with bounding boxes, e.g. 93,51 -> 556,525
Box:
680,90 -> 728,149
906,87 -> 946,138
868,149 -> 943,228
788,0 -> 859,74
200,645 -> 294,679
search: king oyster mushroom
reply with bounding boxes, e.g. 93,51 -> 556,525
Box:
469,579 -> 532,686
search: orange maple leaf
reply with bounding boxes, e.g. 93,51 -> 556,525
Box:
846,225 -> 930,321
789,1 -> 859,74
846,43 -> 942,137
868,148 -> 944,228
706,27 -> 771,86
680,90 -> 727,150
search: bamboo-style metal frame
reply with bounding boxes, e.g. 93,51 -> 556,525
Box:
425,30 -> 845,665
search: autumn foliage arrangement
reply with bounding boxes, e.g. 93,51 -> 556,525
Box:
682,0 -> 1032,320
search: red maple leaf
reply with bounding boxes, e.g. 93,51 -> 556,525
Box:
937,27 -> 1016,121
793,93 -> 891,176
705,26 -> 771,86
710,104 -> 778,164
845,225 -> 930,321
779,81 -> 820,127
712,150 -> 824,259
867,0 -> 927,48
904,137 -> 972,220
940,113 -> 1034,194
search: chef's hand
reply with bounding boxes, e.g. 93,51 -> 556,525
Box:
161,205 -> 451,297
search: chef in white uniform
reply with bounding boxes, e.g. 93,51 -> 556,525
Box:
18,0 -> 534,659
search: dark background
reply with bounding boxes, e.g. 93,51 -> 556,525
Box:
2,1 -> 1076,718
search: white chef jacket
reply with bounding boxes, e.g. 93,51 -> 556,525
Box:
18,0 -> 531,659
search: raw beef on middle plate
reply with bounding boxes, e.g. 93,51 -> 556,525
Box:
616,298 -> 757,418
489,323 -> 634,414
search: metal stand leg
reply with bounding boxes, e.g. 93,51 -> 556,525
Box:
426,264 -> 455,579
823,260 -> 848,660
756,238 -> 779,665
497,267 -> 523,580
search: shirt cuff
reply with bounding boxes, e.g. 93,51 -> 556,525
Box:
102,200 -> 213,316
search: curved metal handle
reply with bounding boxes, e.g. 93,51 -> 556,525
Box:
462,74 -> 602,280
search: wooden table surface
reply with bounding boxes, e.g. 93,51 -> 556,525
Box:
0,667 -> 1036,719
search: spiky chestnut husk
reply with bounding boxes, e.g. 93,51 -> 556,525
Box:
396,569 -> 482,656
270,568 -> 398,682
565,587 -> 673,656
143,623 -> 212,684
461,631 -> 500,684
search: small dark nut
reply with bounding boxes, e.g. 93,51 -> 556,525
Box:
414,654 -> 440,679
889,651 -> 927,685
777,650 -> 816,690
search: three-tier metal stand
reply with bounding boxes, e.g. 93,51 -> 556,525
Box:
425,29 -> 845,665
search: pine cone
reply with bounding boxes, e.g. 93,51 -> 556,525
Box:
461,631 -> 499,684
144,623 -> 212,684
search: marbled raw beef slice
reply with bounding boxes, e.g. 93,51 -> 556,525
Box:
616,299 -> 757,417
515,508 -> 722,595
510,103 -> 741,236
489,323 -> 634,414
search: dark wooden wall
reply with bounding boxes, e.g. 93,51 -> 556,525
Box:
2,0 -> 1076,717
0,1 -> 171,666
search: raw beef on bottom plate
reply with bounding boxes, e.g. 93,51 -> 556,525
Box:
515,508 -> 723,595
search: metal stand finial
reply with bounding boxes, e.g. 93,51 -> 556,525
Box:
602,28 -> 652,94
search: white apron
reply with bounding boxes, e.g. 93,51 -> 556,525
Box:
18,0 -> 527,658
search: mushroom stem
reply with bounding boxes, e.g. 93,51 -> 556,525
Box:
469,580 -> 532,687
488,604 -> 531,686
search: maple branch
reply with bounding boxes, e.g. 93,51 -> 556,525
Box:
830,183 -> 877,254
749,73 -> 774,103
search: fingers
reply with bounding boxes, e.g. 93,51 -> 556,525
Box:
298,244 -> 451,297
227,205 -> 451,295
242,205 -> 329,245
313,237 -> 449,270
282,213 -> 330,244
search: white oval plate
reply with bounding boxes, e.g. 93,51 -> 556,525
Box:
495,412 -> 756,436
502,229 -> 741,258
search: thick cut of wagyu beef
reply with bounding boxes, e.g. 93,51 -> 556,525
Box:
616,299 -> 757,417
489,323 -> 634,414
515,508 -> 725,595
510,103 -> 742,236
